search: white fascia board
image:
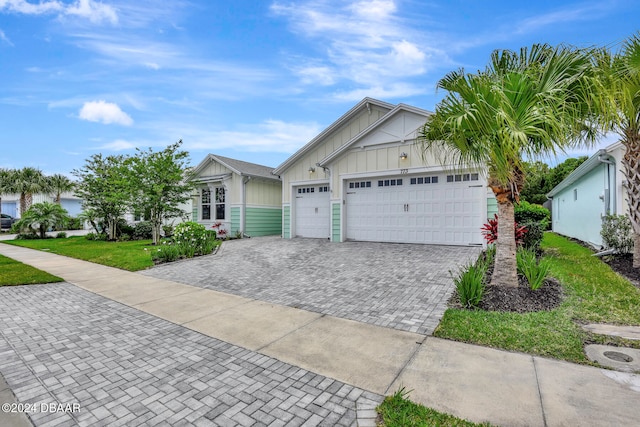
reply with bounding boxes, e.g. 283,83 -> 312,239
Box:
546,150 -> 605,198
273,97 -> 395,175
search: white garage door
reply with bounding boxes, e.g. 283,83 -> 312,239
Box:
295,185 -> 331,238
345,173 -> 484,245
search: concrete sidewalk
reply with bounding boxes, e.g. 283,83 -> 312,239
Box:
1,243 -> 639,426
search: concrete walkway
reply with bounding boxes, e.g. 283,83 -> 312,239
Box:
1,243 -> 640,426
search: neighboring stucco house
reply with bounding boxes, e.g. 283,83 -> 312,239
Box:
190,154 -> 282,237
273,97 -> 497,246
547,141 -> 628,248
1,191 -> 82,218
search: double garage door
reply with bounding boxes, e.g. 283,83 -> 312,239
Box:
295,173 -> 484,245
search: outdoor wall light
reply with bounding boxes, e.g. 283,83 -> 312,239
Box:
399,152 -> 408,160
308,166 -> 315,173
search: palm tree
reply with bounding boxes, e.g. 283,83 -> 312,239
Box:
13,201 -> 70,238
14,167 -> 49,216
48,174 -> 75,204
419,44 -> 611,287
599,33 -> 640,268
0,168 -> 17,227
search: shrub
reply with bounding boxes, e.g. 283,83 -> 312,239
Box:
85,232 -> 107,241
519,220 -> 545,251
481,214 -> 527,246
516,248 -> 550,290
173,222 -> 217,256
15,232 -> 42,240
56,231 -> 67,238
117,220 -> 135,238
162,224 -> 174,238
133,221 -> 153,240
453,260 -> 487,308
119,233 -> 131,242
515,201 -> 550,229
601,214 -> 634,253
66,217 -> 83,230
151,243 -> 181,263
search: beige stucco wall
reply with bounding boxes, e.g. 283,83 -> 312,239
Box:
281,105 -> 390,203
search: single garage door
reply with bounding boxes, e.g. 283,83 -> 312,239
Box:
345,173 -> 484,245
295,184 -> 331,238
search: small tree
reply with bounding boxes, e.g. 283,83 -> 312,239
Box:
125,141 -> 193,245
73,154 -> 129,241
13,202 -> 70,238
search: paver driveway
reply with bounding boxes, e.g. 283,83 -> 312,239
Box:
142,237 -> 481,335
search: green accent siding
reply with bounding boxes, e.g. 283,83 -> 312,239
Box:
230,207 -> 241,235
332,203 -> 341,242
487,196 -> 498,220
283,206 -> 290,239
245,208 -> 282,236
192,206 -> 198,222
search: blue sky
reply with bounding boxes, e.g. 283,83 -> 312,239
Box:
0,0 -> 638,175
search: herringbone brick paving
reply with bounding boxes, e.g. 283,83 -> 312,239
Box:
0,283 -> 381,426
142,237 -> 480,335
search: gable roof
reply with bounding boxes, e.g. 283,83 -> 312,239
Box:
546,141 -> 623,198
192,154 -> 279,181
318,103 -> 432,166
272,97 -> 395,175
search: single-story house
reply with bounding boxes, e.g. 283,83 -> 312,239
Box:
1,191 -> 83,218
190,154 -> 282,237
273,97 -> 497,246
546,141 -> 628,248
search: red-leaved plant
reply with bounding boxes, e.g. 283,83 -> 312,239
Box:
481,214 -> 527,246
211,222 -> 227,239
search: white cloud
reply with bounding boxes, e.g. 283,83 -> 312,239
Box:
79,100 -> 133,126
98,139 -> 136,151
0,0 -> 117,24
65,0 -> 118,25
0,28 -> 13,46
183,120 -> 323,153
271,0 -> 445,98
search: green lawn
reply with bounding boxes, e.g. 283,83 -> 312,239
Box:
0,254 -> 63,286
2,236 -> 156,271
377,389 -> 494,427
434,232 -> 640,364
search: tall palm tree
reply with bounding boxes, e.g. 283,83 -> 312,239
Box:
599,33 -> 640,268
48,174 -> 75,204
14,167 -> 49,216
0,168 -> 17,226
419,44 -> 611,287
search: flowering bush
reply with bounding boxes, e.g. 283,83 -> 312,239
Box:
481,214 -> 527,247
173,221 -> 207,246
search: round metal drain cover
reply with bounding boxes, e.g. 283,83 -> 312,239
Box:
603,351 -> 633,363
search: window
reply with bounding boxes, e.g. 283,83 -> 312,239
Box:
319,186 -> 329,192
215,187 -> 225,220
573,189 -> 578,201
349,181 -> 371,189
446,174 -> 478,183
201,188 -> 211,220
410,176 -> 438,185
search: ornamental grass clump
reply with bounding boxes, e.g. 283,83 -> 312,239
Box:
516,247 -> 550,290
453,257 -> 487,309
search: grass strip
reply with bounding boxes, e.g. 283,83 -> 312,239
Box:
377,389 -> 494,427
0,254 -> 63,286
2,236 -> 155,271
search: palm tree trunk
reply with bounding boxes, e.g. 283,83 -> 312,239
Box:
622,129 -> 640,268
490,200 -> 519,287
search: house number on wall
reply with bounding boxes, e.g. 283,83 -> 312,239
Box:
400,169 -> 408,174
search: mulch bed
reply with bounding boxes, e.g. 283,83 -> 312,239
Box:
478,278 -> 563,312
602,254 -> 640,288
